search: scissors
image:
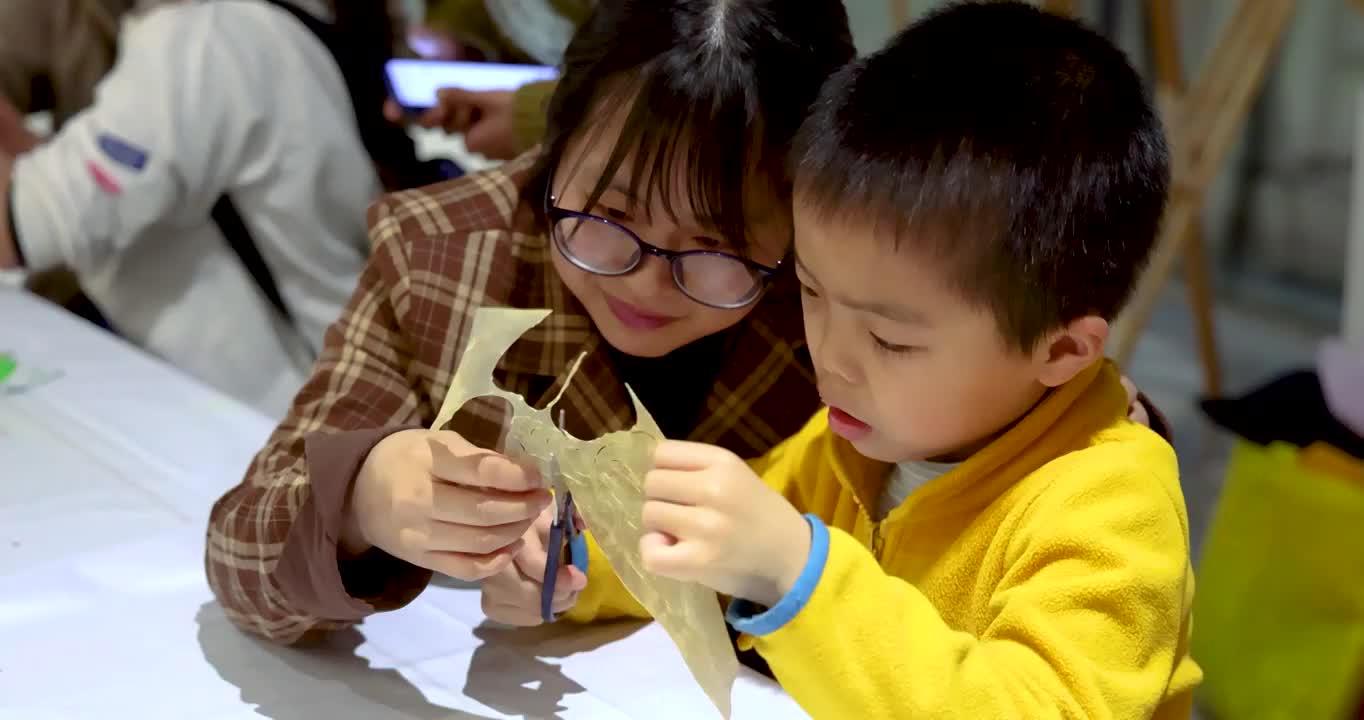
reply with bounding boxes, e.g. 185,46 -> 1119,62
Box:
542,409 -> 589,623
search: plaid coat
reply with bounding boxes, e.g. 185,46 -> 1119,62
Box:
205,153 -> 821,642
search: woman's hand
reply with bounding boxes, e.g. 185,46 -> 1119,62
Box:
480,503 -> 587,626
342,429 -> 552,580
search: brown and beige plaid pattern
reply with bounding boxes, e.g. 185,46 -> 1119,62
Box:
205,153 -> 821,643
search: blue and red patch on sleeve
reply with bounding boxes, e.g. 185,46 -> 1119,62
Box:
86,132 -> 149,195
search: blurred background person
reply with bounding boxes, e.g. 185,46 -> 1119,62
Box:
385,0 -> 590,160
0,0 -> 174,318
0,0 -> 171,130
0,0 -> 447,417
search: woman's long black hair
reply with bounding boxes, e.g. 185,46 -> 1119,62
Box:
522,0 -> 856,255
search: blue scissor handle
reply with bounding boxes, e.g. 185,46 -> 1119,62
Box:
541,495 -> 589,624
563,496 -> 589,575
541,523 -> 565,624
567,530 -> 589,575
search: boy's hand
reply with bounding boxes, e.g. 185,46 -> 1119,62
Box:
481,502 -> 587,626
641,441 -> 810,608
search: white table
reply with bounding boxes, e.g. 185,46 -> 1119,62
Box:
0,290 -> 806,719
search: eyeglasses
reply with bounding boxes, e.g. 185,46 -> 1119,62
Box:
545,188 -> 780,309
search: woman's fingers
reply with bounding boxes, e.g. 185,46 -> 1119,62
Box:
481,554 -> 582,625
427,437 -> 544,492
424,516 -> 530,556
430,480 -> 550,527
422,539 -> 522,581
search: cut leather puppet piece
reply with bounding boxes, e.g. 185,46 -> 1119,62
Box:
432,307 -> 739,718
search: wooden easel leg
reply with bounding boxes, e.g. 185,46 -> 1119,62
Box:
1112,0 -> 1296,374
1183,227 -> 1223,396
1148,0 -> 1224,397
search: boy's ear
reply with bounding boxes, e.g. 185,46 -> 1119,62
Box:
1034,315 -> 1109,388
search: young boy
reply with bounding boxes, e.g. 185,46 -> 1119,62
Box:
490,2 -> 1202,716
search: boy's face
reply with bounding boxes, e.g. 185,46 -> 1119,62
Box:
793,209 -> 1055,463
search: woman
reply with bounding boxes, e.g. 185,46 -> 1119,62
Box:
206,0 -> 1162,645
0,0 -> 445,417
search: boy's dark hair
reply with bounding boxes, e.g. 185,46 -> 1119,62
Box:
792,0 -> 1170,350
523,0 -> 855,254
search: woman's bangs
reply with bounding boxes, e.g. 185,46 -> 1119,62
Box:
582,68 -> 770,254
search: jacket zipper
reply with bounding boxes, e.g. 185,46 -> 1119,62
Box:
871,521 -> 884,561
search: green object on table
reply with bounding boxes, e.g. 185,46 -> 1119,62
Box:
0,354 -> 16,383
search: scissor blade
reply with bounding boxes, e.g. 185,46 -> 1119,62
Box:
548,465 -> 566,525
549,409 -> 570,522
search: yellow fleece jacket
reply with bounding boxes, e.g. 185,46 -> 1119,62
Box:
567,361 -> 1202,718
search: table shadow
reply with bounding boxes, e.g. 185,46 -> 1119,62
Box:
463,621 -> 647,719
195,602 -> 493,720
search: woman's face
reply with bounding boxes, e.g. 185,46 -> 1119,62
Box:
548,109 -> 792,358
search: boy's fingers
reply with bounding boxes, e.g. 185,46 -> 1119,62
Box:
644,468 -> 711,506
641,499 -> 703,539
652,439 -> 736,471
639,531 -> 694,580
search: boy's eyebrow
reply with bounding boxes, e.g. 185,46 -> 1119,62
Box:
794,253 -> 930,326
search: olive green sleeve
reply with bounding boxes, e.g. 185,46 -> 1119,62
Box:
423,0 -> 521,61
423,0 -> 593,63
510,79 -> 557,153
552,0 -> 595,26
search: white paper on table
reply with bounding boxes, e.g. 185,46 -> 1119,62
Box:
0,291 -> 274,505
0,394 -> 191,575
0,528 -> 806,720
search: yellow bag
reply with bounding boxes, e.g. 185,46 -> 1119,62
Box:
1194,441 -> 1364,719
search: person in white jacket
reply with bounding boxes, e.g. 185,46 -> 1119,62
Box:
0,0 -> 435,417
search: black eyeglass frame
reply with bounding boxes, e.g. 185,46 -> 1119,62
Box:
543,182 -> 781,310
